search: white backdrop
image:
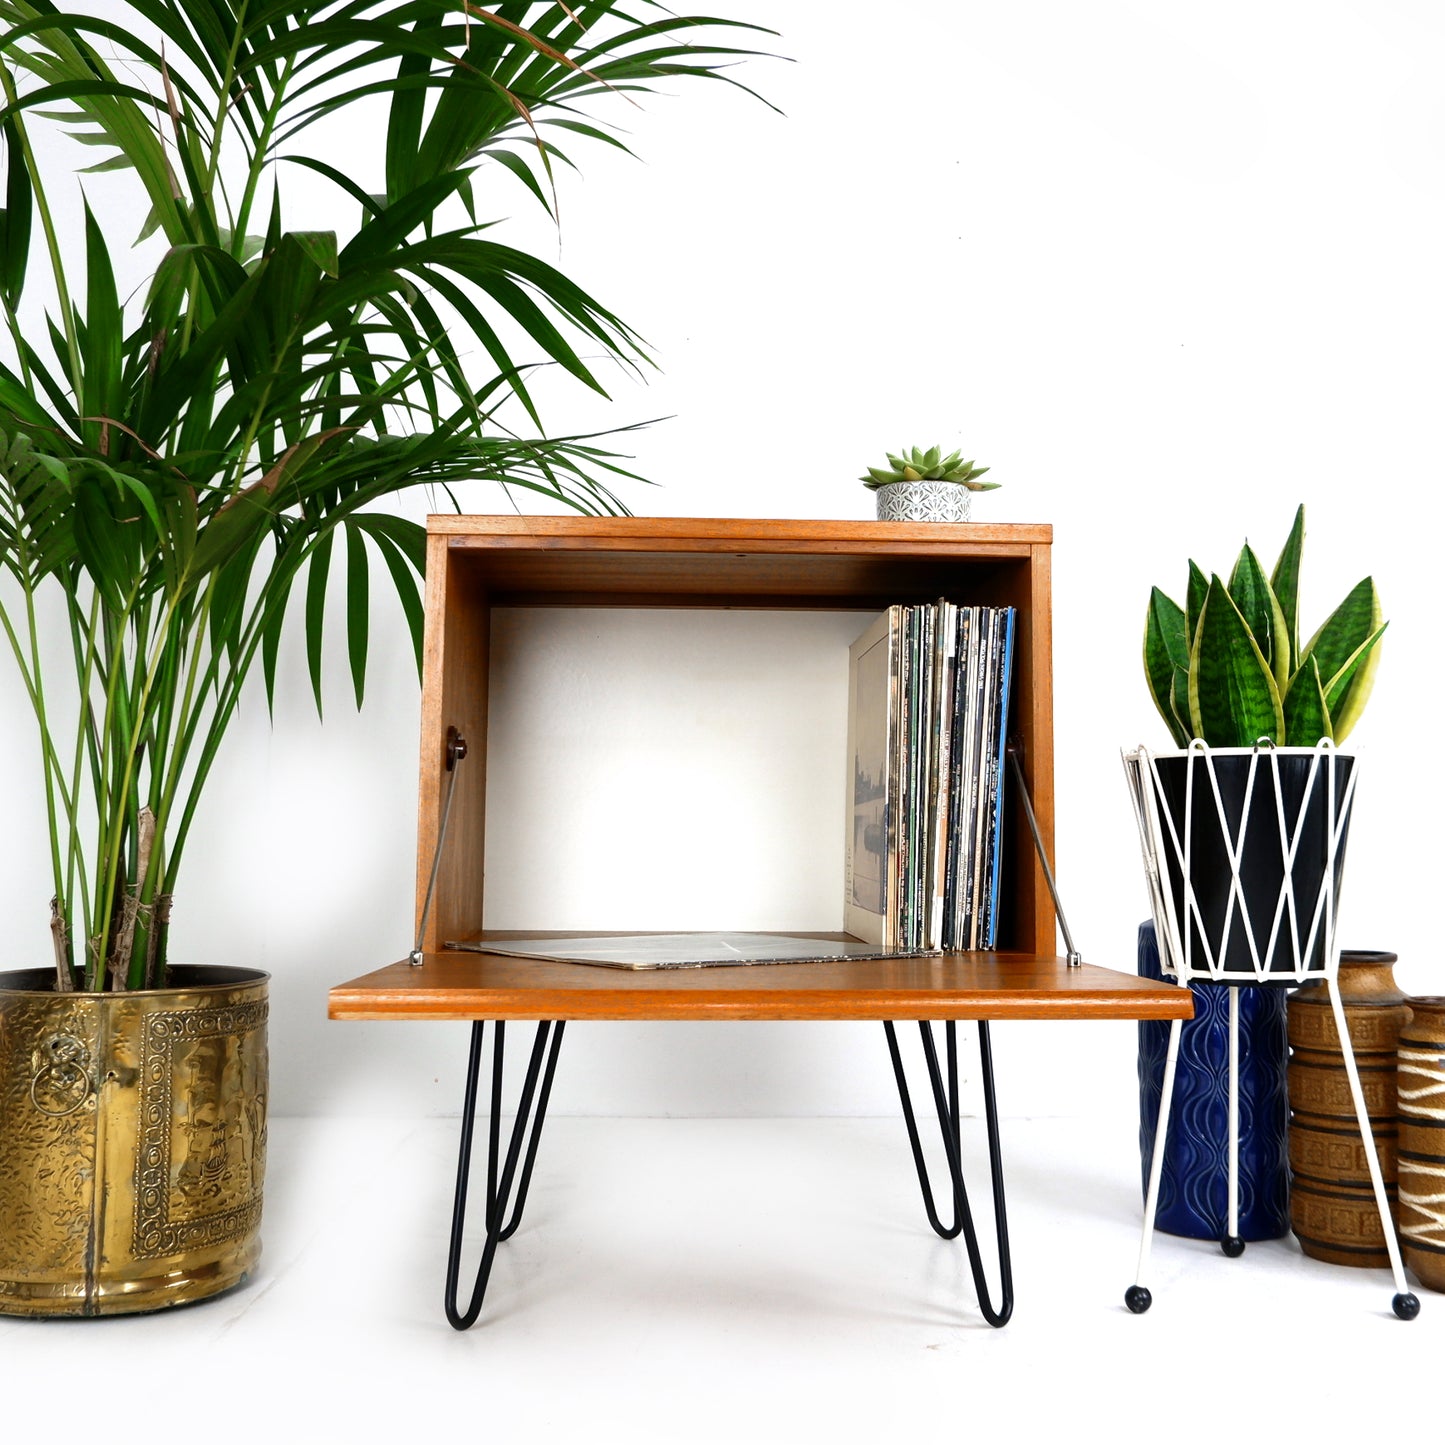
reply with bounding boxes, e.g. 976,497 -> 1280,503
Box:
2,2 -> 1441,1123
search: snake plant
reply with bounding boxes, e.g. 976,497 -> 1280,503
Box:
861,446 -> 997,490
1144,505 -> 1386,748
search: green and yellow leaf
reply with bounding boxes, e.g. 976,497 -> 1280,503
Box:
1270,503 -> 1305,676
1189,575 -> 1285,746
1144,586 -> 1190,746
1227,542 -> 1289,689
1281,654 -> 1331,747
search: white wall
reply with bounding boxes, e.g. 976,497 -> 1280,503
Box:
2,2 -> 1442,1124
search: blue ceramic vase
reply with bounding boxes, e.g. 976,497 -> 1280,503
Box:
1137,919 -> 1291,1240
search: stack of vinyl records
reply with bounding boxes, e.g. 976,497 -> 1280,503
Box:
844,600 -> 1017,952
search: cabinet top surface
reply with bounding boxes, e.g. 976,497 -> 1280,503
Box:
330,951 -> 1191,1023
428,515 -> 1052,547
426,517 -> 1052,603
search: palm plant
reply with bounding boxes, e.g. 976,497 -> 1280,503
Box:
0,1 -> 771,993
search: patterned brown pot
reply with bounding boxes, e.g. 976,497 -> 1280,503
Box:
1287,951 -> 1408,1266
0,965 -> 268,1316
1398,997 -> 1445,1292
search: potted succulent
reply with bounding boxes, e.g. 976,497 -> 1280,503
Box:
1127,502 -> 1386,981
861,445 -> 998,522
0,0 -> 768,1316
1123,504 -> 1397,1293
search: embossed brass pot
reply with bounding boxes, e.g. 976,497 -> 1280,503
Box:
0,965 -> 268,1317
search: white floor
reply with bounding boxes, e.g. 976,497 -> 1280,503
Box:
1,1111 -> 1437,1441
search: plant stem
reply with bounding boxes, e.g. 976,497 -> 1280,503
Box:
93,575 -> 181,986
234,52 -> 295,253
0,588 -> 73,978
48,897 -> 72,992
21,561 -> 69,956
64,586 -> 102,941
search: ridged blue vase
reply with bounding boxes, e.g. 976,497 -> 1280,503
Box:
1137,919 -> 1291,1240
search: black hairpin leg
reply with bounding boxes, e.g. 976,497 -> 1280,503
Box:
445,1019 -> 565,1330
884,1019 -> 1014,1327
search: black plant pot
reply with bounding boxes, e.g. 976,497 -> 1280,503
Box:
1144,748 -> 1355,983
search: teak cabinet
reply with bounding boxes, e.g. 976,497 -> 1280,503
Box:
332,516 -> 1190,1022
427,515 -> 1055,956
328,516 -> 1190,1332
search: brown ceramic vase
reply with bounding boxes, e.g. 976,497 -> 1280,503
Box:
1287,951 -> 1408,1267
1398,997 -> 1445,1292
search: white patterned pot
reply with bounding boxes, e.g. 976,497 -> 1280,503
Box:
874,481 -> 972,523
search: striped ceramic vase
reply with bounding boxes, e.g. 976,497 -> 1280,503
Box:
1398,997 -> 1445,1291
1287,952 -> 1409,1266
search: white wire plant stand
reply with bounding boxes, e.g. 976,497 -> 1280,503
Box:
1121,738 -> 1420,1320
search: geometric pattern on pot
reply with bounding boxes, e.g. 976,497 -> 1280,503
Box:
874,481 -> 973,523
1122,740 -> 1358,985
1120,740 -> 1420,1320
1136,921 -> 1291,1243
1397,998 -> 1445,1291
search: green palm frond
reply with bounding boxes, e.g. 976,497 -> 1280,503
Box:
0,1 -> 775,989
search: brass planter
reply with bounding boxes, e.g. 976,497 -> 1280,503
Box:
0,965 -> 268,1317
